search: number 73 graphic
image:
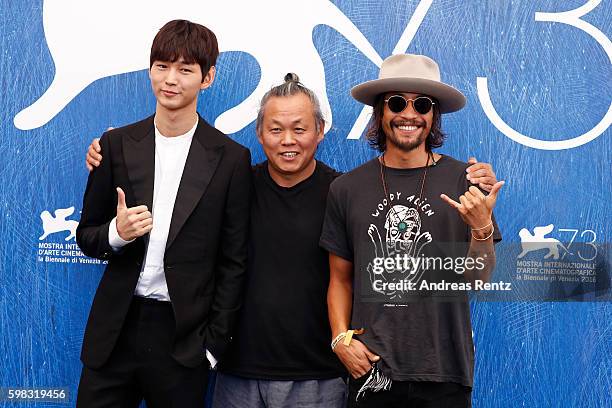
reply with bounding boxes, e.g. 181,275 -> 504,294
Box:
348,0 -> 611,151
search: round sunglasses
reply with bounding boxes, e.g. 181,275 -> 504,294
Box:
384,95 -> 435,115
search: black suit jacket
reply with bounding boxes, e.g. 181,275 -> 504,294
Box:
76,115 -> 251,369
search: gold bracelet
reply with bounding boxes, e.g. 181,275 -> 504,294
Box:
472,221 -> 493,231
343,328 -> 364,346
472,225 -> 494,241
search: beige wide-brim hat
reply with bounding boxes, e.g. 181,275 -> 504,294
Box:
351,54 -> 466,113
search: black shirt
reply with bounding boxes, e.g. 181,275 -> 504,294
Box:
221,161 -> 346,380
320,155 -> 501,386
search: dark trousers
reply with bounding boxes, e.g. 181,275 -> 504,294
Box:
77,297 -> 209,408
348,375 -> 471,408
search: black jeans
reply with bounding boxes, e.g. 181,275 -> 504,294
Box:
77,297 -> 209,408
348,374 -> 471,408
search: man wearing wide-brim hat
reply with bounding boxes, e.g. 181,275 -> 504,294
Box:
320,54 -> 504,407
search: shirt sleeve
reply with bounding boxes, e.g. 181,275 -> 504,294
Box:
319,180 -> 353,261
108,217 -> 135,251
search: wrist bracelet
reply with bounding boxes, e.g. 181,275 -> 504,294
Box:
331,332 -> 347,351
343,328 -> 364,347
472,221 -> 493,231
472,225 -> 495,241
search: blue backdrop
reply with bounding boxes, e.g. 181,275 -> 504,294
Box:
1,0 -> 610,406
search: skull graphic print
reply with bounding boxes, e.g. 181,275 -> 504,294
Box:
368,204 -> 432,299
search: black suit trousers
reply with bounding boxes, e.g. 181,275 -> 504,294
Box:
76,297 -> 209,408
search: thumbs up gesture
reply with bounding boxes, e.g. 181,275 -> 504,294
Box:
115,187 -> 153,241
440,181 -> 504,239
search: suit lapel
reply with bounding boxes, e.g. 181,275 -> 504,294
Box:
123,116 -> 155,210
166,117 -> 224,250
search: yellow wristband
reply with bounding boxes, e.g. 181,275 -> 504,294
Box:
343,328 -> 364,346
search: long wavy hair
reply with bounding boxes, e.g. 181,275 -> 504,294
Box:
365,95 -> 446,153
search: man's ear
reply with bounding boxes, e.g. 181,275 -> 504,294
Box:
316,120 -> 325,144
201,66 -> 216,90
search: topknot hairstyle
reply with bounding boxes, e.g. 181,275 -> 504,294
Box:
256,73 -> 325,134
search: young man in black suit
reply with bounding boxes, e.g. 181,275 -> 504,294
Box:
76,20 -> 251,407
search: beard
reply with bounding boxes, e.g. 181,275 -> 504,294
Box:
385,120 -> 429,152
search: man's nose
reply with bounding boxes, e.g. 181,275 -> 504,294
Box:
400,101 -> 420,118
165,68 -> 178,84
280,131 -> 296,145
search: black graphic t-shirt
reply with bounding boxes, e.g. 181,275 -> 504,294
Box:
221,161 -> 346,380
320,155 -> 501,387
